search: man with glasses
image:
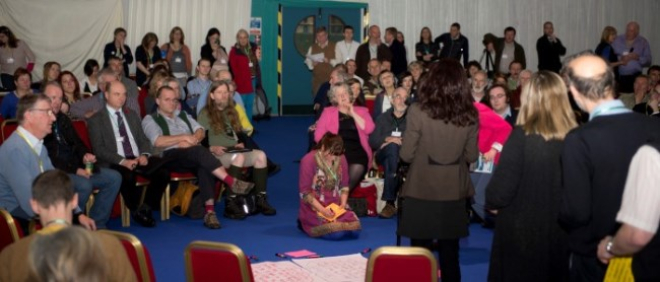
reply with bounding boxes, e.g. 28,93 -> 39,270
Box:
369,87 -> 409,218
42,81 -> 121,229
0,94 -> 95,230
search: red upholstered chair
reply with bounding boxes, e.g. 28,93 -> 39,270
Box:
71,119 -> 92,150
1,119 -> 18,143
0,209 -> 23,253
100,230 -> 156,282
366,246 -> 438,282
365,95 -> 376,115
184,241 -> 254,282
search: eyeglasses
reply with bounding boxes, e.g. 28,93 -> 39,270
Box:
29,108 -> 54,116
489,94 -> 506,100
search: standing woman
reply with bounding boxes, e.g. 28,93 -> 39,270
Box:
162,27 -> 192,87
399,59 -> 479,282
135,32 -> 162,86
103,27 -> 133,77
594,26 -> 623,76
229,29 -> 260,122
315,82 -> 375,192
486,71 -> 576,281
200,28 -> 229,77
79,59 -> 100,93
0,26 -> 35,91
415,27 -> 438,66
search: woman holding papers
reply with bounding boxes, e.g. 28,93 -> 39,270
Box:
298,133 -> 361,240
485,71 -> 576,281
399,59 -> 479,282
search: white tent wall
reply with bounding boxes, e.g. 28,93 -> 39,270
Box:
1,0 -> 657,82
122,0 -> 252,77
361,0 -> 660,71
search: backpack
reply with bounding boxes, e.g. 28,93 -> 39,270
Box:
253,86 -> 271,121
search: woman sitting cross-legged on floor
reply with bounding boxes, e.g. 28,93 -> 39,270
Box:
298,133 -> 361,240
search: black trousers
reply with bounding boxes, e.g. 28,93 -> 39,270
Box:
1,73 -> 15,91
163,146 -> 222,201
569,253 -> 606,282
110,157 -> 169,211
618,72 -> 641,93
411,238 -> 461,282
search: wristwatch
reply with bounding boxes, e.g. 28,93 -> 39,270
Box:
605,239 -> 616,255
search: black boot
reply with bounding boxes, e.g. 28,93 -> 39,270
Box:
256,193 -> 276,215
224,196 -> 247,220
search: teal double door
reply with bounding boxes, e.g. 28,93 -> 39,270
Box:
281,7 -> 362,114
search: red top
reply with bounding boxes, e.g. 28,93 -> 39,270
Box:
474,102 -> 512,164
229,45 -> 257,94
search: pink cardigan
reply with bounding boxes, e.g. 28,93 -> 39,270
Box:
315,106 -> 375,169
475,102 -> 512,164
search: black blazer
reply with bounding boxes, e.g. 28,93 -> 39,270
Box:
87,107 -> 154,167
505,109 -> 519,127
536,35 -> 566,73
355,43 -> 392,81
388,40 -> 408,76
43,113 -> 90,174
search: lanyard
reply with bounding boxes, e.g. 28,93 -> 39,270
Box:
17,131 -> 44,173
321,159 -> 337,182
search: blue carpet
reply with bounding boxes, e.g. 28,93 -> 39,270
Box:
106,116 -> 493,281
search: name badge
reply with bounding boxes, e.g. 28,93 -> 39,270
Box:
249,62 -> 254,67
622,51 -> 629,56
149,64 -> 154,69
220,59 -> 227,64
111,51 -> 115,55
175,57 -> 182,63
6,58 -> 14,64
501,54 -> 509,59
391,131 -> 402,137
117,137 -> 125,142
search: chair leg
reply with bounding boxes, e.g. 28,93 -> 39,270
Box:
120,195 -> 130,227
86,194 -> 95,215
161,185 -> 170,221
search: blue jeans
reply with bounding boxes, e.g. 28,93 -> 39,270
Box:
242,78 -> 257,122
70,168 -> 122,229
470,167 -> 495,220
376,143 -> 400,201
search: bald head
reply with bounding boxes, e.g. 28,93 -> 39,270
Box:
369,25 -> 381,44
563,53 -> 615,101
626,21 -> 640,40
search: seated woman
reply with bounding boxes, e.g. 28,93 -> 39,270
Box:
299,132 -> 361,240
197,80 -> 276,219
0,68 -> 33,119
373,70 -> 396,120
315,82 -> 374,192
347,78 -> 365,106
398,71 -> 415,99
33,61 -> 60,91
79,59 -> 100,93
58,71 -> 82,114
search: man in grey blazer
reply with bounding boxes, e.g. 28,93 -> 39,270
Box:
87,81 -> 169,227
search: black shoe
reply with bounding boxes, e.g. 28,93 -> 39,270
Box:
256,194 -> 277,216
224,197 -> 247,220
132,208 -> 156,227
267,164 -> 281,176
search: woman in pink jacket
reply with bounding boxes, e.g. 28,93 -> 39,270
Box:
315,82 -> 375,192
471,101 -> 512,227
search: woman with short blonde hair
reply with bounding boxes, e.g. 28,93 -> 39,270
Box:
486,70 -> 577,281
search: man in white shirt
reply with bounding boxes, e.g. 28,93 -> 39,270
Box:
334,25 -> 360,65
597,144 -> 660,280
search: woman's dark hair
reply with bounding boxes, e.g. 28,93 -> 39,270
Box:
417,59 -> 477,126
83,59 -> 99,76
205,28 -> 221,45
58,71 -> 82,101
141,32 -> 158,49
315,132 -> 344,156
397,71 -> 413,87
466,61 -> 482,71
13,67 -> 32,83
0,26 -> 18,48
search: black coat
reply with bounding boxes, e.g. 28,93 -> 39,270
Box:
388,40 -> 408,76
43,113 -> 90,174
486,127 -> 569,282
536,35 -> 566,73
